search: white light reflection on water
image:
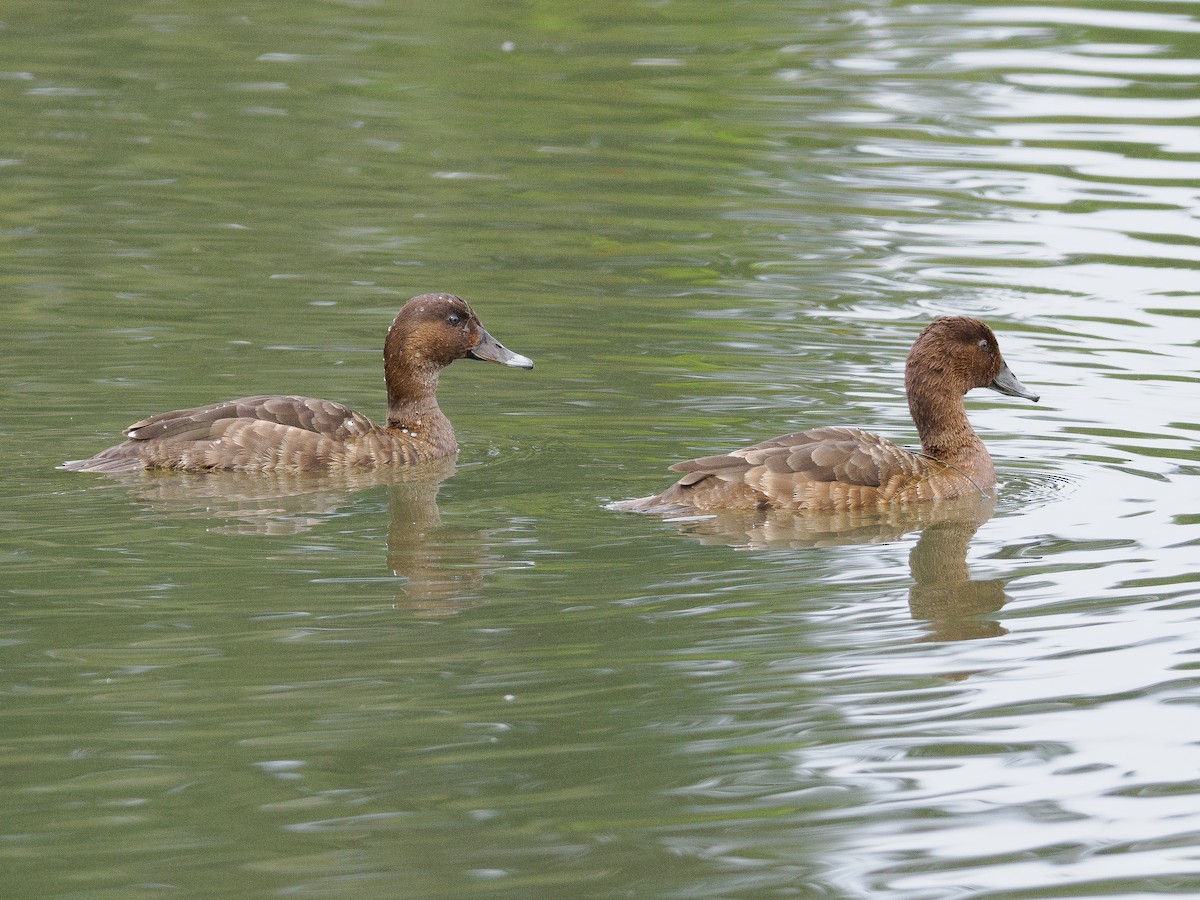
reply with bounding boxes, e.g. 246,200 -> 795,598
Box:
734,4 -> 1200,894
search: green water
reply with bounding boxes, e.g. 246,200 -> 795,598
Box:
3,1 -> 1200,897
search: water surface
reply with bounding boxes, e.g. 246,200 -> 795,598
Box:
2,1 -> 1199,897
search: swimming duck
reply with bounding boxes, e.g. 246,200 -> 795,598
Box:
62,293 -> 533,473
611,316 -> 1038,514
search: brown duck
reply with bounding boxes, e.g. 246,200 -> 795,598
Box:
611,317 -> 1038,514
63,293 -> 533,473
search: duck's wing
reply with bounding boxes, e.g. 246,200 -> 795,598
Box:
62,396 -> 382,473
671,427 -> 925,486
124,395 -> 377,443
612,426 -> 937,512
677,426 -> 926,485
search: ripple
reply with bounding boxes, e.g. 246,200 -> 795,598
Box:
996,470 -> 1077,511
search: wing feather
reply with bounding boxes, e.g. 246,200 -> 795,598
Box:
125,395 -> 376,444
62,395 -> 389,473
615,426 -> 949,513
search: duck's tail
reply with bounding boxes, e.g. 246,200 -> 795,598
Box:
60,443 -> 144,473
605,494 -> 690,515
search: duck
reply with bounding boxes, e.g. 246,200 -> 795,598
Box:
610,316 -> 1038,514
62,293 -> 533,473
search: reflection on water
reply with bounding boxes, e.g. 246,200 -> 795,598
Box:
91,458 -> 493,609
662,495 -> 1007,641
102,463 -> 452,535
906,512 -> 1007,643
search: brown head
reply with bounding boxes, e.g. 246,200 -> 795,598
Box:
905,316 -> 1038,459
906,317 -> 1038,400
383,293 -> 532,413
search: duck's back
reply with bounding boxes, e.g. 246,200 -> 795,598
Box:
612,426 -> 975,513
62,395 -> 447,473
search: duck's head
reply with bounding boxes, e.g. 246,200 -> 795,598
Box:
907,316 -> 1039,402
385,293 -> 533,372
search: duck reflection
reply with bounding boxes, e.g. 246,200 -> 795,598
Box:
100,458 -> 492,610
905,506 -> 1008,642
664,496 -> 1008,641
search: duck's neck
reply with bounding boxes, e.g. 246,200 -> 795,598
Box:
907,376 -> 995,488
385,367 -> 456,452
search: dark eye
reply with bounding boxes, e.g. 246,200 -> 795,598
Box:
977,339 -> 991,353
446,313 -> 462,326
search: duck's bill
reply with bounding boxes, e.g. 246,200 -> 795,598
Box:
470,329 -> 534,369
990,362 -> 1039,402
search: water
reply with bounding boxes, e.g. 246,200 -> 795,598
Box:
3,1 -> 1199,897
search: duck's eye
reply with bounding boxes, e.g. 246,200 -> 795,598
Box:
977,338 -> 991,353
446,313 -> 462,326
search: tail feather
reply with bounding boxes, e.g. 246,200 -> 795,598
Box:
60,443 -> 144,473
606,494 -> 691,515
